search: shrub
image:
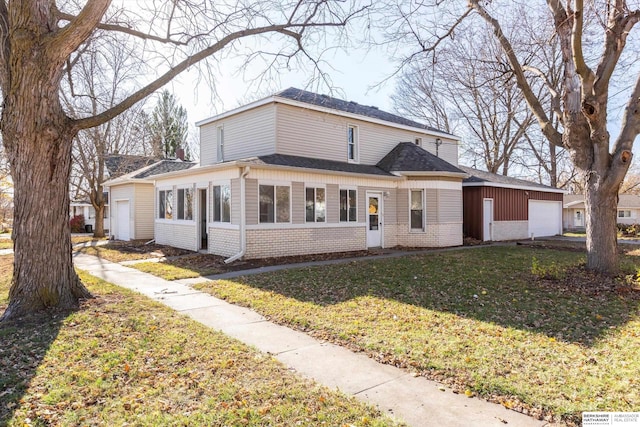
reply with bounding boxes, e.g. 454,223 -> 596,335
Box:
70,214 -> 86,233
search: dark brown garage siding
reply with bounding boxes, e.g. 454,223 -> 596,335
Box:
463,186 -> 563,240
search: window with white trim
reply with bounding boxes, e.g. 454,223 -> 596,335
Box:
340,189 -> 357,222
259,185 -> 290,223
410,190 -> 425,231
305,187 -> 326,222
618,210 -> 632,218
217,125 -> 224,162
177,188 -> 194,220
213,185 -> 231,222
158,189 -> 173,219
414,137 -> 422,147
347,125 -> 358,162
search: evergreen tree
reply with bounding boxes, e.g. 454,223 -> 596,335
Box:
149,90 -> 188,159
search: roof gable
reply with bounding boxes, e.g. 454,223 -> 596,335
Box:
377,142 -> 465,175
275,88 -> 451,135
460,166 -> 565,193
105,155 -> 158,179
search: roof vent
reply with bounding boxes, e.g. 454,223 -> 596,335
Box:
370,106 -> 379,110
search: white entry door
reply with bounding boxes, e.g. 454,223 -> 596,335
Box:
366,194 -> 382,248
116,200 -> 130,241
574,210 -> 584,227
483,198 -> 493,241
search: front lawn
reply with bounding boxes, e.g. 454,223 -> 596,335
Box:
0,256 -> 399,427
75,240 -> 194,262
194,246 -> 640,425
0,240 -> 12,250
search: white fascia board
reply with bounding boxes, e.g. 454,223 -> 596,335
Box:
462,181 -> 569,194
195,96 -> 275,127
195,95 -> 460,142
395,171 -> 467,179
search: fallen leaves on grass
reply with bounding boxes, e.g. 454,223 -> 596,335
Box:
0,272 -> 401,427
194,246 -> 640,426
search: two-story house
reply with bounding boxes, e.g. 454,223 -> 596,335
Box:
149,88 -> 467,260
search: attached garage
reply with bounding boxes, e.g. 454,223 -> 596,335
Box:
528,200 -> 562,238
460,166 -> 567,241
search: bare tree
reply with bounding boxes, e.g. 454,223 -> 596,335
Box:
0,0 -> 368,321
385,0 -> 640,275
66,34 -> 152,238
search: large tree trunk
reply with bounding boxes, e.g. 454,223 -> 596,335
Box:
584,185 -> 619,275
0,40 -> 92,321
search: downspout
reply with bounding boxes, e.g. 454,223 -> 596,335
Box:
225,166 -> 250,263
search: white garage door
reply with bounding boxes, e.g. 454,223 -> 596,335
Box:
528,200 -> 562,238
116,200 -> 130,241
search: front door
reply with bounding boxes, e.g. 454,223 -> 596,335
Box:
199,189 -> 208,250
366,194 -> 382,248
483,198 -> 493,242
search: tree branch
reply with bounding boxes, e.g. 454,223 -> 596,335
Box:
571,0 -> 595,91
49,1 -> 111,61
470,1 -> 563,147
55,10 -> 188,46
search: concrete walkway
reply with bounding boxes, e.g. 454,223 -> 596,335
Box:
73,252 -> 545,427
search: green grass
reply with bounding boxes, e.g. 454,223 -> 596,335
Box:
194,246 -> 640,424
0,257 -> 400,427
0,240 -> 12,250
131,261 -> 204,280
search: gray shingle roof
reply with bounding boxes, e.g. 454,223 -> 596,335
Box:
459,165 -> 559,191
377,142 -> 465,174
275,88 -> 452,135
242,154 -> 394,177
105,154 -> 158,179
133,160 -> 196,179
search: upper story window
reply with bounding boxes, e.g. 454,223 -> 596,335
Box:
213,185 -> 231,223
347,125 -> 358,162
217,125 -> 224,162
410,189 -> 425,231
259,184 -> 290,223
414,137 -> 422,147
177,188 -> 194,220
340,189 -> 357,222
158,189 -> 173,219
305,187 -> 326,223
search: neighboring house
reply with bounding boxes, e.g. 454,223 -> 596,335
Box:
103,158 -> 195,241
149,87 -> 466,259
459,167 -> 567,241
563,194 -> 640,229
70,196 -> 110,232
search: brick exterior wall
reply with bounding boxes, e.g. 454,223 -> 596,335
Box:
208,227 -> 240,257
244,226 -> 366,259
391,222 -> 463,248
493,221 -> 528,241
155,221 -> 197,251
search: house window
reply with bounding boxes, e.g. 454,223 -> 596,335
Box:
305,187 -> 326,223
158,189 -> 173,219
340,189 -> 357,222
217,126 -> 224,162
213,185 -> 231,222
347,125 -> 358,162
410,190 -> 424,231
618,210 -> 632,218
414,137 -> 422,147
177,188 -> 194,220
259,185 -> 290,223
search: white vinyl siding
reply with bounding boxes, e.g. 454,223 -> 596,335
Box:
275,103 -> 458,166
198,104 -> 276,166
134,184 -> 155,240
